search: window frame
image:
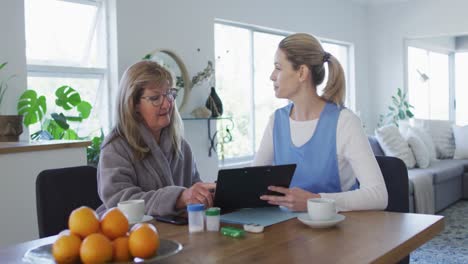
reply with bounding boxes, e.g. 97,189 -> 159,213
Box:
215,20 -> 355,167
24,0 -> 111,136
405,43 -> 454,122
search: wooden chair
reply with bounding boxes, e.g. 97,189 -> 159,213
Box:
36,166 -> 102,238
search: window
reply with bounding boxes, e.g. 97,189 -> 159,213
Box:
24,0 -> 109,137
214,22 -> 353,164
407,47 -> 450,120
455,52 -> 468,125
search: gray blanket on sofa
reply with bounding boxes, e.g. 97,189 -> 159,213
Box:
408,171 -> 435,214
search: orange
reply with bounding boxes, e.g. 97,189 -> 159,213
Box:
128,223 -> 160,259
68,206 -> 100,238
100,208 -> 129,240
52,233 -> 81,264
112,236 -> 132,262
80,233 -> 113,264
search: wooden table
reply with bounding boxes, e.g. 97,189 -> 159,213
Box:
0,211 -> 444,264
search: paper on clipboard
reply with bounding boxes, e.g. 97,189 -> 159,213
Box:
220,207 -> 299,227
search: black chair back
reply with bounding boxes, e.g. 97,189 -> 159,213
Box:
36,166 -> 102,238
375,156 -> 409,213
375,156 -> 410,264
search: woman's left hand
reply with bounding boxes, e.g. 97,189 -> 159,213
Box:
260,186 -> 320,211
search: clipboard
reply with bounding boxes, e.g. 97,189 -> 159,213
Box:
213,164 -> 296,211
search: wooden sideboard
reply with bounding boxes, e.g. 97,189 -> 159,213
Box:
0,140 -> 90,247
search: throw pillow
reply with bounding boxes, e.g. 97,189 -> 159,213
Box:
411,127 -> 437,161
453,125 -> 468,159
375,125 -> 416,168
421,120 -> 455,159
405,128 -> 430,168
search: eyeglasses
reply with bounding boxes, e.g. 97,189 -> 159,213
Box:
140,88 -> 178,107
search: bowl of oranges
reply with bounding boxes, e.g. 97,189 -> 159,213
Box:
23,206 -> 182,264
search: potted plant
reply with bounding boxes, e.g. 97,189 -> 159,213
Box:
0,62 -> 23,142
17,85 -> 92,140
378,87 -> 414,127
17,85 -> 104,166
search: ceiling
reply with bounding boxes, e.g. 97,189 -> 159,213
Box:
351,0 -> 410,5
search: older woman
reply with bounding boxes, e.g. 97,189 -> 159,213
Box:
97,60 -> 215,217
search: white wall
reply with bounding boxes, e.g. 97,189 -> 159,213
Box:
0,146 -> 87,247
368,0 -> 468,129
407,36 -> 456,54
115,0 -> 370,181
0,0 -> 27,116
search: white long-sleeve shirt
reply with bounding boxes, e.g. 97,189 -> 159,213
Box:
253,109 -> 388,212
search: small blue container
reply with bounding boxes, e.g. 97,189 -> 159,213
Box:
187,204 -> 205,212
187,204 -> 205,232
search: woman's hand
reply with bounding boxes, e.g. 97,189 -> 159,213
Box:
260,186 -> 320,211
176,182 -> 216,209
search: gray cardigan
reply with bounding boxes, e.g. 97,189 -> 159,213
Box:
96,125 -> 201,216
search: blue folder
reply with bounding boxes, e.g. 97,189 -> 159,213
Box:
220,207 -> 299,227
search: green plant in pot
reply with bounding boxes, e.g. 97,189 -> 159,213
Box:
378,87 -> 414,127
0,62 -> 24,142
17,85 -> 104,166
17,85 -> 92,140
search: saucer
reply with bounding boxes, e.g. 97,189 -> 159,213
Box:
297,213 -> 345,228
129,215 -> 154,225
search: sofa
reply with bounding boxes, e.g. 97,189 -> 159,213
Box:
369,135 -> 468,213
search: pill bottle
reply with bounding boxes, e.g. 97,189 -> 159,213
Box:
187,204 -> 205,233
205,207 -> 220,231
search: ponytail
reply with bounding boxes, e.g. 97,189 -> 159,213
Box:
279,33 -> 346,106
321,55 -> 345,106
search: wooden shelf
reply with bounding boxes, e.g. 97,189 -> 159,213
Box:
0,140 -> 91,154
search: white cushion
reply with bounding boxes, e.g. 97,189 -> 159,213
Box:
419,119 -> 455,159
405,128 -> 430,168
398,120 -> 411,136
453,125 -> 468,159
375,125 -> 416,168
411,127 -> 437,161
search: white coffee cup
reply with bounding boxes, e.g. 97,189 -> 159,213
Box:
117,199 -> 145,223
307,198 -> 337,221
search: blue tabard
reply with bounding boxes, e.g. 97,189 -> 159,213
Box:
273,102 -> 344,193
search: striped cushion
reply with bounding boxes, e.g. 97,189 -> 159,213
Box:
375,125 -> 416,168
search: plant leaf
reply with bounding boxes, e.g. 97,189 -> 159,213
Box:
55,85 -> 81,110
397,88 -> 402,98
43,119 -> 64,139
17,90 -> 47,126
392,96 -> 399,106
51,113 -> 70,130
0,62 -> 7,71
406,110 -> 414,118
77,101 -> 92,119
142,54 -> 152,60
87,129 -> 105,165
388,106 -> 395,111
398,109 -> 405,119
65,116 -> 83,122
62,129 -> 79,140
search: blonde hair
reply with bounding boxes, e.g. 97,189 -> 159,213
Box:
279,33 -> 346,106
114,60 -> 183,160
